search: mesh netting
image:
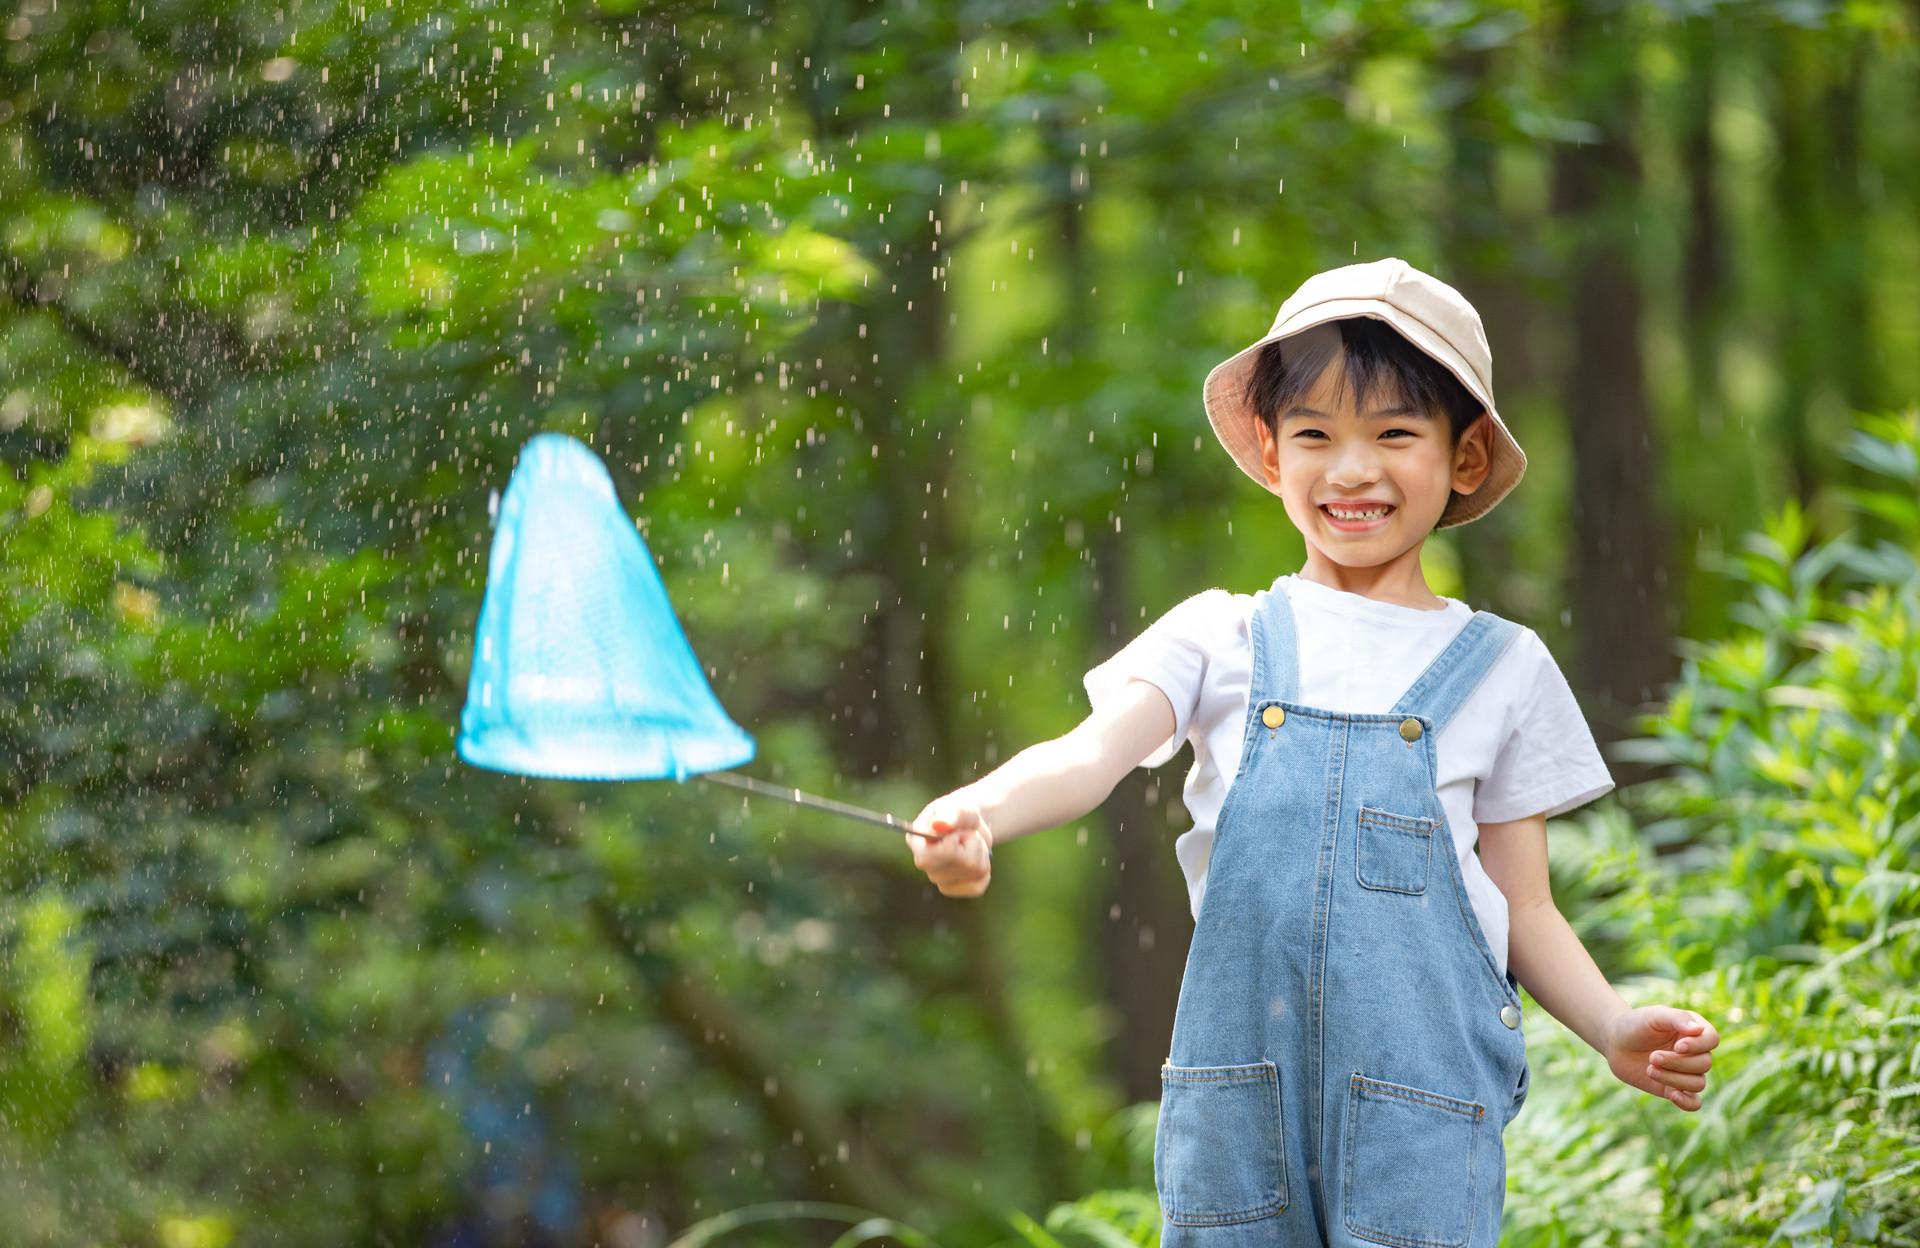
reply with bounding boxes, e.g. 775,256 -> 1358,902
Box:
456,433 -> 756,781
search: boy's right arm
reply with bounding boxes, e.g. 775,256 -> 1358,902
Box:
911,675 -> 1178,860
967,677 -> 1179,843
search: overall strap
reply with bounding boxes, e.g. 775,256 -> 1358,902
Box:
1248,578 -> 1302,705
1388,611 -> 1524,735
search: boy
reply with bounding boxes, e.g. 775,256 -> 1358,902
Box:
908,259 -> 1719,1245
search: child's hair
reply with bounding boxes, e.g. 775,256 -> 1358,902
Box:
1242,317 -> 1484,450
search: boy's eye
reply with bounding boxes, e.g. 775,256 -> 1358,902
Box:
1293,429 -> 1416,440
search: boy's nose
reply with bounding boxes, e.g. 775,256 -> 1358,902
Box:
1326,465 -> 1383,488
1326,448 -> 1385,484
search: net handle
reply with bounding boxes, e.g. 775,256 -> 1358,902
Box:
696,769 -> 938,841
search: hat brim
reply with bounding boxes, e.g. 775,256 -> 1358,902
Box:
1203,304 -> 1527,529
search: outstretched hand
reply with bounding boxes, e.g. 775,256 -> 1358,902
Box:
1601,1005 -> 1720,1111
906,794 -> 994,899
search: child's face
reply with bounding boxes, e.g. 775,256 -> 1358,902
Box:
1251,351 -> 1493,569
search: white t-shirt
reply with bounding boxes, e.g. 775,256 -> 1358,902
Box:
1082,573 -> 1615,979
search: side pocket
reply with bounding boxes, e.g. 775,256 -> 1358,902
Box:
1342,1073 -> 1482,1248
1507,1056 -> 1531,1124
1155,1059 -> 1288,1226
1355,805 -> 1437,895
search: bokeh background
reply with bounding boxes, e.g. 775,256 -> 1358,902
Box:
2,0 -> 1917,1244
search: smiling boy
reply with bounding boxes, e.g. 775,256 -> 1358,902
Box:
909,258 -> 1719,1245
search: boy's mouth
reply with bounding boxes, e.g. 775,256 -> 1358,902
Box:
1319,503 -> 1396,531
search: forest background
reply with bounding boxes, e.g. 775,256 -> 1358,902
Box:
1,0 -> 1917,1244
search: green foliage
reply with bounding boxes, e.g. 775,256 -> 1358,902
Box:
3,0 -> 1919,1241
0,891 -> 92,1140
1501,409 -> 1920,1244
0,428 -> 166,803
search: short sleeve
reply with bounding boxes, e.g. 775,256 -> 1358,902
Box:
1474,628 -> 1616,823
1081,588 -> 1227,770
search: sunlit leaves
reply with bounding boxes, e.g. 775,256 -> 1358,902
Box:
1506,410 -> 1920,1244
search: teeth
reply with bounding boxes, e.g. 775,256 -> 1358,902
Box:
1326,506 -> 1391,520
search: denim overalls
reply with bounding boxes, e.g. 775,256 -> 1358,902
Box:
1156,578 -> 1532,1248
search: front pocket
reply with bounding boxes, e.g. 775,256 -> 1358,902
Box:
1342,1073 -> 1482,1248
1355,805 -> 1438,895
1155,1059 -> 1288,1226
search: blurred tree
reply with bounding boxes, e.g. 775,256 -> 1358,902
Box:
0,0 -> 1915,1242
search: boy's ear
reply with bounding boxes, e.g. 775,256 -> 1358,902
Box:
1255,416 -> 1281,487
1451,411 -> 1495,496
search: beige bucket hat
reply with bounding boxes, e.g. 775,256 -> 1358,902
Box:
1202,256 -> 1527,529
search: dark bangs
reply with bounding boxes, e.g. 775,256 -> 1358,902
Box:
1242,316 -> 1484,446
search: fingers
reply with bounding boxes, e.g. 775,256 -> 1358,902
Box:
933,864 -> 983,894
905,794 -> 992,896
1617,1006 -> 1718,1111
912,834 -> 962,876
1662,1086 -> 1702,1111
1651,1008 -> 1690,1035
1633,1065 -> 1704,1110
1674,1021 -> 1719,1055
1647,1043 -> 1712,1109
1646,1009 -> 1720,1059
1646,1061 -> 1708,1093
907,826 -> 952,874
909,826 -> 991,896
1650,1048 -> 1712,1076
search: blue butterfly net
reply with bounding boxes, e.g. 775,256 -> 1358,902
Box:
456,432 -> 756,782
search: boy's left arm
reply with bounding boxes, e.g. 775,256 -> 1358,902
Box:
1478,811 -> 1721,1112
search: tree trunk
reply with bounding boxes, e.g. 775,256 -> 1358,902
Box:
1679,12 -> 1729,448
1769,29 -> 1823,515
1823,31 -> 1881,418
1441,43 -> 1529,616
1548,0 -> 1679,778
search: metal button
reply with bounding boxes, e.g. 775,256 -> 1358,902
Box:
1500,1004 -> 1521,1029
1262,706 -> 1285,729
1399,717 -> 1423,742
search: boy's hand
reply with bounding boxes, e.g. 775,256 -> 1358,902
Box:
906,793 -> 994,899
1600,1005 -> 1720,1111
